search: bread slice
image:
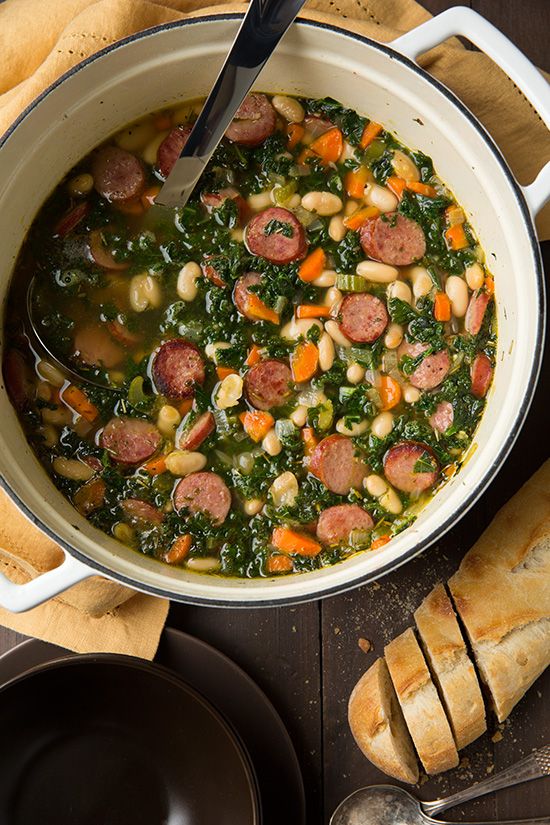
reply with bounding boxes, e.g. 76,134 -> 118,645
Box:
348,657 -> 419,784
414,583 -> 486,749
385,628 -> 459,774
449,460 -> 550,722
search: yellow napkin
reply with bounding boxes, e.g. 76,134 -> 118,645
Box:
0,0 -> 547,657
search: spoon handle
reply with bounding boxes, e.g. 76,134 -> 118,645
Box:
423,744 -> 550,816
156,0 -> 307,207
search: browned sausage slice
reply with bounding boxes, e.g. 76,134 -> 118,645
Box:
310,434 -> 368,495
92,146 -> 146,203
3,350 -> 34,411
106,319 -> 142,347
398,340 -> 450,390
201,256 -> 227,288
244,359 -> 292,410
465,291 -> 491,336
156,125 -> 192,178
179,411 -> 216,451
316,504 -> 374,546
54,201 -> 90,238
233,272 -> 263,319
73,324 -> 124,369
245,207 -> 307,264
360,212 -> 426,266
383,441 -> 439,494
101,416 -> 162,465
225,93 -> 277,147
201,187 -> 248,224
470,352 -> 493,398
174,471 -> 231,526
120,498 -> 164,525
73,478 -> 106,516
339,293 -> 388,343
304,115 -> 334,137
429,401 -> 454,434
152,339 -> 205,399
89,229 -> 129,270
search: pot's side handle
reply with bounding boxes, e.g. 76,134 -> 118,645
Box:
389,6 -> 550,217
0,551 -> 93,613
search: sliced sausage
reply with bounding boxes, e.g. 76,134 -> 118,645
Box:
316,504 -> 374,546
179,411 -> 215,451
152,339 -> 205,399
106,319 -> 142,347
233,272 -> 263,319
202,256 -> 227,288
310,434 -> 368,495
471,352 -> 493,398
429,401 -> 454,434
465,291 -> 491,336
360,212 -> 426,266
89,229 -> 129,271
398,340 -> 450,390
339,293 -> 388,343
54,201 -> 90,238
383,441 -> 439,494
3,350 -> 34,411
92,146 -> 146,203
73,478 -> 106,516
156,125 -> 192,178
120,498 -> 164,525
201,187 -> 248,224
174,471 -> 231,526
225,93 -> 277,147
244,359 -> 292,411
304,115 -> 334,138
73,324 -> 124,369
245,207 -> 307,264
100,416 -> 162,465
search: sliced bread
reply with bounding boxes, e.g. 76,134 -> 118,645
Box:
449,460 -> 550,722
414,583 -> 486,749
348,657 -> 419,784
385,627 -> 459,775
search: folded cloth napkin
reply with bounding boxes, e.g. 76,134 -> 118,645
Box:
0,0 -> 547,657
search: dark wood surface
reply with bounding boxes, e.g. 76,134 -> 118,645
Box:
1,2 -> 549,822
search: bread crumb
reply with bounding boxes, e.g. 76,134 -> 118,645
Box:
492,731 -> 503,743
358,637 -> 372,654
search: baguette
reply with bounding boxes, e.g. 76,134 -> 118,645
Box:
449,460 -> 550,722
348,658 -> 419,784
385,628 -> 459,775
414,583 -> 486,749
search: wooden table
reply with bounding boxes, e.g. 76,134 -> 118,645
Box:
1,2 -> 549,822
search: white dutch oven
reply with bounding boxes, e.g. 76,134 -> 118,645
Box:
0,8 -> 548,611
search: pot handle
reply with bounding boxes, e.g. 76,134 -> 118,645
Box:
389,6 -> 550,217
0,550 -> 93,613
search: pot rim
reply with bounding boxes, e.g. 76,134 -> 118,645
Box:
0,13 -> 545,606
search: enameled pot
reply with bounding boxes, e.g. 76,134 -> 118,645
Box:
0,8 -> 548,611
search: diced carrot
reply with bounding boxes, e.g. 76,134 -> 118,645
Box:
239,410 -> 275,443
298,247 -> 326,283
406,180 -> 438,198
291,341 -> 319,383
386,176 -> 406,198
301,427 -> 318,456
61,385 -> 99,423
445,204 -> 465,226
154,112 -> 172,131
344,166 -> 369,198
343,205 -> 379,230
310,127 -> 344,164
143,455 -> 167,476
297,147 -> 316,164
287,122 -> 305,150
267,554 -> 294,574
378,375 -> 402,411
434,291 -> 451,322
371,534 -> 391,550
443,463 -> 457,479
177,399 -> 193,416
271,526 -> 322,557
296,304 -> 331,319
116,198 -> 144,215
164,534 -> 191,564
141,185 -> 161,209
484,275 -> 495,295
246,293 -> 280,324
216,366 -> 238,380
360,120 -> 383,150
245,344 -> 262,367
445,224 -> 469,250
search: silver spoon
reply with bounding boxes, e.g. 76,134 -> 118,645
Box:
331,744 -> 550,825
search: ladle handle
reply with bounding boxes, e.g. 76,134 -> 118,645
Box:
423,744 -> 550,816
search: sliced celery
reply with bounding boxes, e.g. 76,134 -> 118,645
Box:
336,273 -> 369,292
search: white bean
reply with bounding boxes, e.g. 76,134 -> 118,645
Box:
402,384 -> 421,404
301,191 -> 343,216
129,273 -> 162,312
445,275 -> 469,317
177,261 -> 201,302
318,332 -> 335,372
116,120 -> 156,153
271,95 -> 305,123
37,360 -> 65,387
356,260 -> 398,284
371,411 -> 394,439
244,498 -> 265,516
280,317 -> 322,341
365,474 -> 388,498
344,199 -> 359,217
113,522 -> 135,544
380,487 -> 403,514
262,428 -> 282,457
165,450 -> 207,477
142,131 -> 169,166
387,280 -> 413,305
409,265 -> 432,299
186,556 -> 220,573
391,150 -> 420,182
36,381 -> 52,402
313,269 -> 337,288
384,323 -> 404,350
325,320 -> 352,348
335,417 -> 369,436
323,285 -> 343,314
157,405 -> 181,438
364,183 -> 398,213
290,405 -> 308,427
67,173 -> 94,198
52,457 -> 94,482
215,374 -> 243,409
269,471 -> 299,507
42,406 -> 72,427
465,262 -> 485,290
247,190 -> 273,211
346,363 -> 365,384
39,424 -> 59,447
328,215 -> 346,242
205,341 -> 231,362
